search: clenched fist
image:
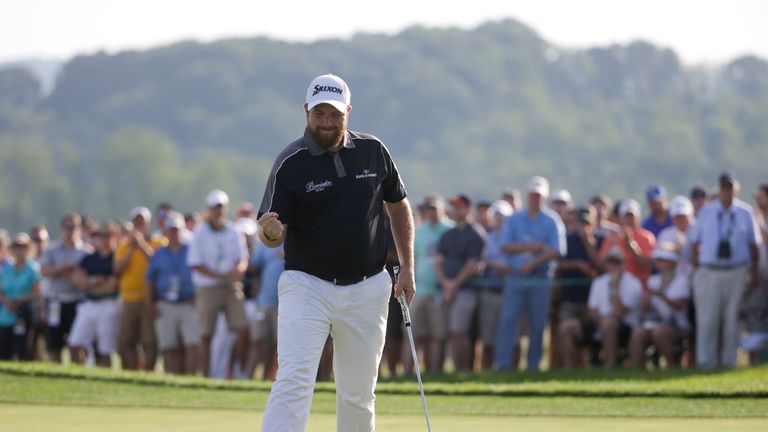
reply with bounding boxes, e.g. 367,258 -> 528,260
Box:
258,212 -> 284,244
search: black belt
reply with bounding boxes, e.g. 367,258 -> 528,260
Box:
481,286 -> 502,293
701,263 -> 748,270
321,270 -> 382,286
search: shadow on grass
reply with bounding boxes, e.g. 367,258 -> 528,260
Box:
383,367 -> 712,384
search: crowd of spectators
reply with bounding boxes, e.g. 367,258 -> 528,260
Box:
384,172 -> 768,373
0,173 -> 766,378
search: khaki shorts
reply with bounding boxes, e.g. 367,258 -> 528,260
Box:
246,301 -> 278,343
448,290 -> 479,335
155,301 -> 200,351
559,302 -> 589,321
479,290 -> 502,346
118,300 -> 156,352
196,282 -> 247,337
410,294 -> 446,341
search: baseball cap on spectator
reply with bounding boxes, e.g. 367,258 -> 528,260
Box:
669,195 -> 694,217
651,248 -> 678,262
690,185 -> 708,199
156,202 -> 173,220
206,189 -> 229,208
590,193 -> 612,207
165,212 -> 185,230
526,176 -> 550,198
129,206 -> 151,221
502,187 -> 518,197
619,199 -> 641,217
421,195 -> 444,209
645,185 -> 667,201
449,194 -> 472,207
490,200 -> 513,217
719,172 -> 738,186
306,74 -> 351,113
11,232 -> 31,247
549,189 -> 572,206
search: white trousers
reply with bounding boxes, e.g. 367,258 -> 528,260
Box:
68,299 -> 120,355
261,270 -> 391,432
209,312 -> 237,379
694,266 -> 748,369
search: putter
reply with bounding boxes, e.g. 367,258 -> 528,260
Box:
398,289 -> 433,432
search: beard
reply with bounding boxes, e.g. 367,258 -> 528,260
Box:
309,125 -> 345,151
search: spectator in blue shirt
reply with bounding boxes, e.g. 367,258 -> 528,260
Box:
0,233 -> 42,360
495,176 -> 566,371
642,185 -> 672,238
245,242 -> 284,380
477,200 -> 513,370
146,212 -> 199,375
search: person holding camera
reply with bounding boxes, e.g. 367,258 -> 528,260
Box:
690,172 -> 762,370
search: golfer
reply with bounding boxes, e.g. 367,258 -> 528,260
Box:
257,73 -> 415,432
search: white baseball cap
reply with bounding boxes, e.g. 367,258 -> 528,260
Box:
490,200 -> 514,217
11,232 -> 31,246
549,189 -> 573,205
165,211 -> 185,230
306,74 -> 351,113
129,206 -> 151,221
669,195 -> 694,217
526,176 -> 550,198
619,199 -> 641,217
651,248 -> 678,262
206,189 -> 230,208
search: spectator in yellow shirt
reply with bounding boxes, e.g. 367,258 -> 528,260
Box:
114,206 -> 166,371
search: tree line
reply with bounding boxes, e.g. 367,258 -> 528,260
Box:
0,18 -> 766,232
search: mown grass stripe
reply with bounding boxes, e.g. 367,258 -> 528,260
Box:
2,361 -> 766,399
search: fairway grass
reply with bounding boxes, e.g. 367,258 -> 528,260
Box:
2,405 -> 767,432
1,362 -> 767,431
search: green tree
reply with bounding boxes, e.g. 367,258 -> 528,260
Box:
95,127 -> 181,218
0,136 -> 74,233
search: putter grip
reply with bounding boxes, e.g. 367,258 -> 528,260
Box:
399,291 -> 412,326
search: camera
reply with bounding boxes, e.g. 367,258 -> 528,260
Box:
717,239 -> 732,260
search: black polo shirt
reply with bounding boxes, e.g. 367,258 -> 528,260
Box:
258,128 -> 407,282
78,251 -> 117,301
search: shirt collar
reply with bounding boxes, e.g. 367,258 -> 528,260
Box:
303,128 -> 355,156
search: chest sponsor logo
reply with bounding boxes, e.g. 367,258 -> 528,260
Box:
355,169 -> 377,180
306,180 -> 333,193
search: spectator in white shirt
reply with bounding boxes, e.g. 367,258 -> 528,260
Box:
187,189 -> 250,378
657,196 -> 695,279
629,248 -> 690,368
587,247 -> 643,368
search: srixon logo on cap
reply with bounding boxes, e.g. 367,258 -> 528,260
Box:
312,85 -> 343,96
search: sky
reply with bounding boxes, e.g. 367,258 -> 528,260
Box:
1,0 -> 766,65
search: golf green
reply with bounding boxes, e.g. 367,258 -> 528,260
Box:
2,405 -> 767,432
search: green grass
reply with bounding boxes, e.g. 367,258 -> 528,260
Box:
2,361 -> 766,398
2,405 -> 767,432
1,362 -> 767,431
